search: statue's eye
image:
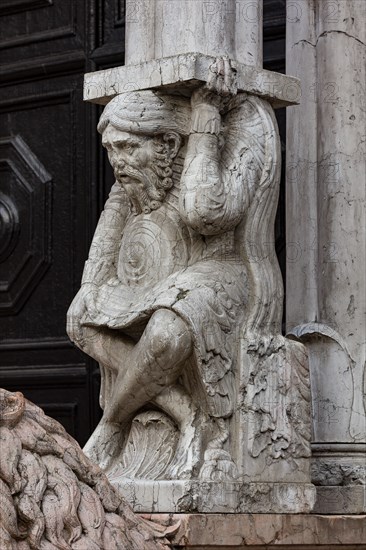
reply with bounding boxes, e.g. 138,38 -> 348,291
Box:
125,142 -> 139,153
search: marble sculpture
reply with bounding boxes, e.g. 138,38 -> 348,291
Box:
0,388 -> 174,549
67,59 -> 315,513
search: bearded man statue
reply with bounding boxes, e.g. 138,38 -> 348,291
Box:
67,61 -> 313,512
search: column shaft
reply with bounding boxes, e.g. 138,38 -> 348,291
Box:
125,0 -> 263,67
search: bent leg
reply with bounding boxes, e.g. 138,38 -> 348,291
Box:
78,326 -> 134,373
104,309 -> 193,424
78,325 -> 135,409
81,326 -> 135,468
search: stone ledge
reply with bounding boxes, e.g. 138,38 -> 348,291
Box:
83,52 -> 301,108
113,479 -> 315,514
141,514 -> 366,549
314,486 -> 366,514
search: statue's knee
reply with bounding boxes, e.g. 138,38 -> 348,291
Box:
148,309 -> 192,359
79,327 -> 105,357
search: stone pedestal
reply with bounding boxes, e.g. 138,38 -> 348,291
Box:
286,0 -> 366,513
117,480 -> 314,514
144,513 -> 366,548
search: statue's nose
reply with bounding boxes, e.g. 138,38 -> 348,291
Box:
110,149 -> 124,168
114,148 -> 128,164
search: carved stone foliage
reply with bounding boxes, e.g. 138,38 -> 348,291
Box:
311,459 -> 366,487
67,59 -> 314,513
0,136 -> 51,315
0,388 -> 176,549
116,411 -> 179,481
243,339 -> 311,462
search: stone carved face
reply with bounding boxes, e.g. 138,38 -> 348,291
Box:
102,123 -> 181,214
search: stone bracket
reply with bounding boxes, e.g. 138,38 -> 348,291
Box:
84,52 -> 301,108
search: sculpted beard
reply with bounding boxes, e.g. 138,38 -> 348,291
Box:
116,138 -> 174,215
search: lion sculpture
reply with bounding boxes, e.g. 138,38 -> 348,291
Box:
0,388 -> 175,549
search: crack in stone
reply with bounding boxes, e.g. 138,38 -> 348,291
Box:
294,30 -> 366,49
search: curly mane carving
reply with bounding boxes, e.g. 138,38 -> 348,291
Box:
0,388 -> 175,550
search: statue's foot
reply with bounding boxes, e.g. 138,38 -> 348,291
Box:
83,420 -> 124,471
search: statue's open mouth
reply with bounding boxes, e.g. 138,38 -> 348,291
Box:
117,167 -> 141,184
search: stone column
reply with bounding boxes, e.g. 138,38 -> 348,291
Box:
125,0 -> 263,67
286,0 -> 366,513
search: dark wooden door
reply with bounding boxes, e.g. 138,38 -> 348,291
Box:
0,0 -> 286,446
0,0 -> 125,445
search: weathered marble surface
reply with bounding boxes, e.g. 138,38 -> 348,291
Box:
125,0 -> 263,68
84,52 -> 300,108
68,55 -> 315,513
0,388 -> 175,549
146,513 -> 366,548
115,479 -> 315,514
286,0 -> 366,513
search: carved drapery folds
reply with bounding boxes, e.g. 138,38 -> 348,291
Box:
67,57 -> 315,513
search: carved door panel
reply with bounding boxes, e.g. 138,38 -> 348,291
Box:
0,0 -> 285,445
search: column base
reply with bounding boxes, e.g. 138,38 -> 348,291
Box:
112,479 -> 315,514
313,486 -> 366,514
311,443 -> 366,514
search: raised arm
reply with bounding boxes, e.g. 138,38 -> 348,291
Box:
179,59 -> 246,235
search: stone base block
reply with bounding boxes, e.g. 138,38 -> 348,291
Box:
112,479 -> 315,514
311,444 -> 366,514
141,513 -> 366,548
313,486 -> 366,514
